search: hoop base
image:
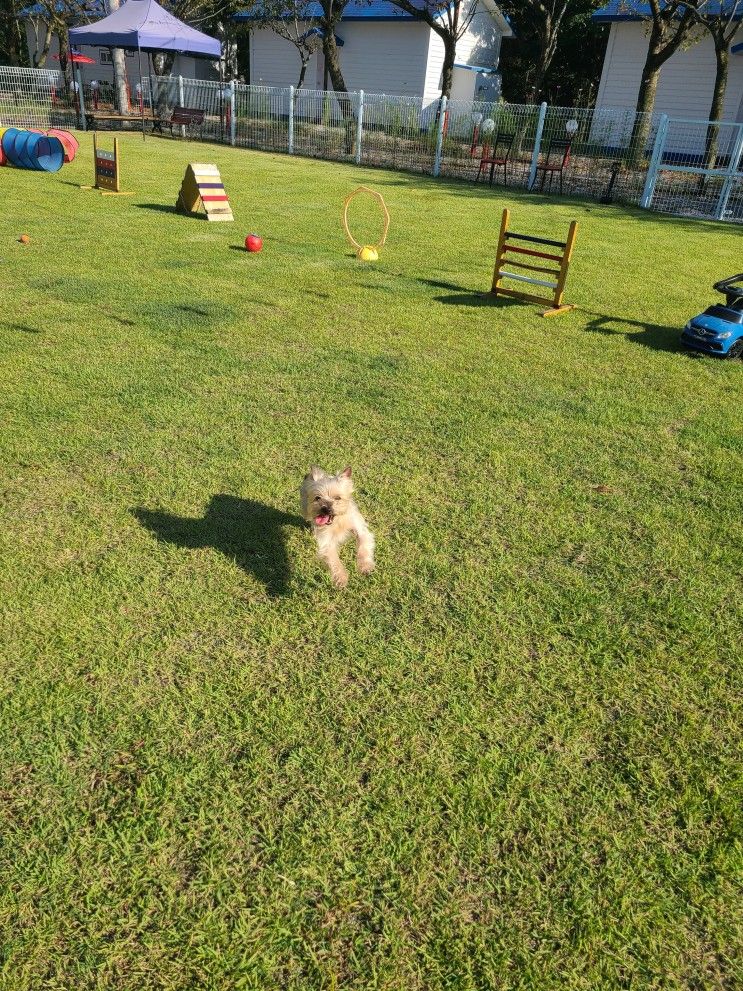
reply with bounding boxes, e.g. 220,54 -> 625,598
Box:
357,245 -> 379,262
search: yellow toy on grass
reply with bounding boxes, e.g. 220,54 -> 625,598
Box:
342,186 -> 390,261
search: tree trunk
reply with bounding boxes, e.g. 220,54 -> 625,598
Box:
440,32 -> 456,99
700,44 -> 728,183
296,53 -> 309,91
629,42 -> 663,166
56,29 -> 72,95
1,0 -> 26,65
322,30 -> 355,153
32,21 -> 53,67
151,51 -> 175,118
529,17 -> 554,102
322,30 -> 348,94
106,0 -> 130,115
708,44 -> 728,127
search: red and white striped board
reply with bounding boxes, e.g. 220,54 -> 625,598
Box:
490,209 -> 578,317
176,163 -> 233,222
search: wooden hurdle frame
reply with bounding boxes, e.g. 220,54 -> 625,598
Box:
81,134 -> 132,196
490,208 -> 578,317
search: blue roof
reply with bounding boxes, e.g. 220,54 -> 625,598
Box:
234,0 -> 434,22
593,0 -> 743,20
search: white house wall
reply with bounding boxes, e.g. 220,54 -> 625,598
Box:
249,22 -> 430,97
331,22 -> 430,97
450,66 -> 476,103
595,21 -> 743,122
423,30 -> 446,104
423,11 -> 502,105
455,6 -> 503,69
248,26 -> 321,90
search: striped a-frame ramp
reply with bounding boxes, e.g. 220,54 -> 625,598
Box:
176,163 -> 234,221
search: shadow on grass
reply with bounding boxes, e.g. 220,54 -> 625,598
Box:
132,495 -> 304,597
420,280 -> 525,309
582,312 -> 696,355
135,203 -> 180,215
0,321 -> 41,333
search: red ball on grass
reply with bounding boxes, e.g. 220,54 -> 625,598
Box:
245,233 -> 263,253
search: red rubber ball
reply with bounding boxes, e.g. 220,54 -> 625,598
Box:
245,233 -> 263,252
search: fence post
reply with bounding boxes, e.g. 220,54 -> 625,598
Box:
527,101 -> 548,190
288,85 -> 295,154
178,75 -> 185,138
714,122 -> 743,221
640,113 -> 669,209
433,94 -> 447,177
355,89 -> 364,165
229,79 -> 236,146
75,68 -> 86,131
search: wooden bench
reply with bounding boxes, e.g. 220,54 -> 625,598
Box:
169,106 -> 205,138
89,111 -> 156,130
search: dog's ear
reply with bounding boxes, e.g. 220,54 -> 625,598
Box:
340,466 -> 352,479
306,465 -> 324,481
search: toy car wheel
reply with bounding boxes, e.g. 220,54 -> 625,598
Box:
726,340 -> 743,360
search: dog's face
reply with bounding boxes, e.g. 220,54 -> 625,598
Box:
301,465 -> 354,527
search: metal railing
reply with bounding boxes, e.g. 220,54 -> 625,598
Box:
641,114 -> 743,222
1,64 -> 740,224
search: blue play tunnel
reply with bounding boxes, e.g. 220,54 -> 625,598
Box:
1,128 -> 65,173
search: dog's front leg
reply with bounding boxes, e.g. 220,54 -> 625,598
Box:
355,522 -> 376,576
318,546 -> 349,588
315,528 -> 348,588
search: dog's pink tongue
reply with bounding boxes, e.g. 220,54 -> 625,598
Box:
315,513 -> 331,526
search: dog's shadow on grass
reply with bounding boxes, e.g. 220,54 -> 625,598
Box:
132,495 -> 304,597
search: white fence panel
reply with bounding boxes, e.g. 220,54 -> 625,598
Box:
1,64 -> 742,224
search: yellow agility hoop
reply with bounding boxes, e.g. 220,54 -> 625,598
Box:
342,186 -> 390,261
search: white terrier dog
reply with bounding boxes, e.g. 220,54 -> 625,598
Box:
300,465 -> 375,588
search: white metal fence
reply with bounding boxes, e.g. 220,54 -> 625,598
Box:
640,114 -> 743,223
1,64 -> 741,225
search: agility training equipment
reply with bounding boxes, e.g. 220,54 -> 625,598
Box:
0,127 -> 69,173
80,134 -> 131,195
491,208 -> 578,317
342,186 -> 390,261
48,129 -> 78,163
94,134 -> 123,193
176,163 -> 233,221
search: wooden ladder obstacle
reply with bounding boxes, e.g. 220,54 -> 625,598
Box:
176,163 -> 233,221
491,208 -> 578,317
81,134 -> 132,195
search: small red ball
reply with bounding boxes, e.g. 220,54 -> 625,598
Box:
245,233 -> 263,253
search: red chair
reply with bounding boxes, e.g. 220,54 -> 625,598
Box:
477,131 -> 515,186
535,139 -> 572,194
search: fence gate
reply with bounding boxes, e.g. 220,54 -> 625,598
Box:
642,115 -> 743,223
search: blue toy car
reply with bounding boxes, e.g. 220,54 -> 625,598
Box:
681,274 -> 743,358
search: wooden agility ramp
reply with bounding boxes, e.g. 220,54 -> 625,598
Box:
491,208 -> 578,317
176,163 -> 233,221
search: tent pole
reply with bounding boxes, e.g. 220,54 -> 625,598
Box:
138,43 -> 145,141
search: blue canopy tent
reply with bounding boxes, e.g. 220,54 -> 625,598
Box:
69,0 -> 221,136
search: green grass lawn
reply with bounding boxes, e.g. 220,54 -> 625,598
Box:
1,133 -> 742,991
